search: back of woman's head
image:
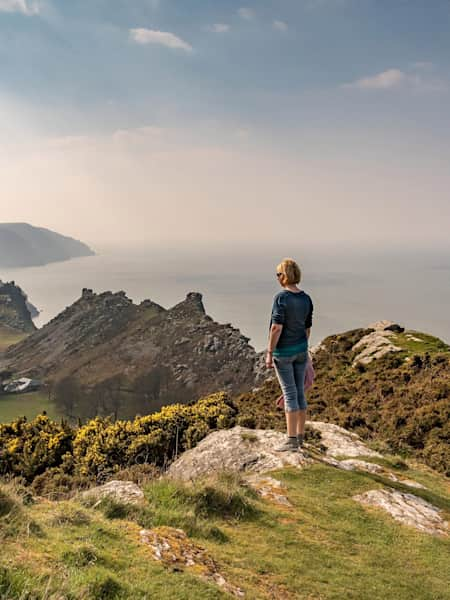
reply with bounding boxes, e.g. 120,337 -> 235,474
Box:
277,258 -> 301,286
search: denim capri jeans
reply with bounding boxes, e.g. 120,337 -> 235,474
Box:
273,350 -> 308,412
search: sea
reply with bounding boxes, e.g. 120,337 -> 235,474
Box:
2,243 -> 450,351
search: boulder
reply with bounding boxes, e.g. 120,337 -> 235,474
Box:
81,480 -> 144,505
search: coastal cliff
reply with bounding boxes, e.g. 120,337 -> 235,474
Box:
0,222 -> 94,268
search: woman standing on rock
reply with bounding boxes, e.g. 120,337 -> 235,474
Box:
266,258 -> 313,451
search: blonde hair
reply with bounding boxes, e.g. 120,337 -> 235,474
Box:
277,258 -> 301,286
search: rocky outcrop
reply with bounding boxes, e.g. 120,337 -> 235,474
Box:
306,422 -> 382,458
81,480 -> 145,506
140,526 -> 244,597
0,222 -> 94,268
167,424 -> 387,483
167,426 -> 312,481
0,281 -> 36,333
4,290 -> 265,403
352,321 -> 403,365
353,489 -> 448,536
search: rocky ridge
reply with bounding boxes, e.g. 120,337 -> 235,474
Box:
3,289 -> 265,403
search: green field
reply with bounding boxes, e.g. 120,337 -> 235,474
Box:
0,391 -> 60,424
0,325 -> 27,352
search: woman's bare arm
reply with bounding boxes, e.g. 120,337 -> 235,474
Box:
266,324 -> 283,367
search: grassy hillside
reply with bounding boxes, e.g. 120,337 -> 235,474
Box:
235,328 -> 450,475
1,460 -> 449,599
1,367 -> 449,598
0,325 -> 27,352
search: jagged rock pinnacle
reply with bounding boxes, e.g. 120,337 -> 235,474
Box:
168,292 -> 206,317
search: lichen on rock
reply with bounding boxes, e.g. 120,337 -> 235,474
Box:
140,526 -> 245,597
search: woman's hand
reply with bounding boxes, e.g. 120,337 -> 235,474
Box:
265,351 -> 274,368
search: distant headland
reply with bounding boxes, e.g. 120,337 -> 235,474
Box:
0,223 -> 95,268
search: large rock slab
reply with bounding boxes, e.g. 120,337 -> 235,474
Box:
167,426 -> 311,481
81,480 -> 145,505
353,488 -> 448,536
307,422 -> 382,458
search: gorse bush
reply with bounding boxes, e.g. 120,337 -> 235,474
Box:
0,392 -> 237,484
0,415 -> 73,482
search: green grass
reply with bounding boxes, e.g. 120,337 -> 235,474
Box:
1,459 -> 449,600
0,325 -> 27,351
0,392 -> 60,423
392,330 -> 450,355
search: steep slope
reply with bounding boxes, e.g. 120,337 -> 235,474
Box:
235,322 -> 450,474
4,290 -> 264,409
0,222 -> 94,268
0,280 -> 36,335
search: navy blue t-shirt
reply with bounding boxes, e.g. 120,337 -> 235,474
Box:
270,290 -> 313,356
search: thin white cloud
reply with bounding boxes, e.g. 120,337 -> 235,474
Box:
238,7 -> 255,20
273,20 -> 288,31
129,28 -> 193,52
208,23 -> 230,33
0,0 -> 39,15
343,67 -> 448,93
344,68 -> 406,90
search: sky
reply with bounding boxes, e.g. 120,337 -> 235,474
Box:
0,0 -> 449,248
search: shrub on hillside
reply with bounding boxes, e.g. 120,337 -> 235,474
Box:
235,329 -> 450,475
0,416 -> 73,482
0,392 -> 237,484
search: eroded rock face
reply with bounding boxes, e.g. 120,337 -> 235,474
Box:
306,422 -> 382,458
81,480 -> 145,505
353,489 -> 448,536
5,290 -> 266,400
352,322 -> 403,365
167,426 -> 312,481
140,526 -> 244,597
